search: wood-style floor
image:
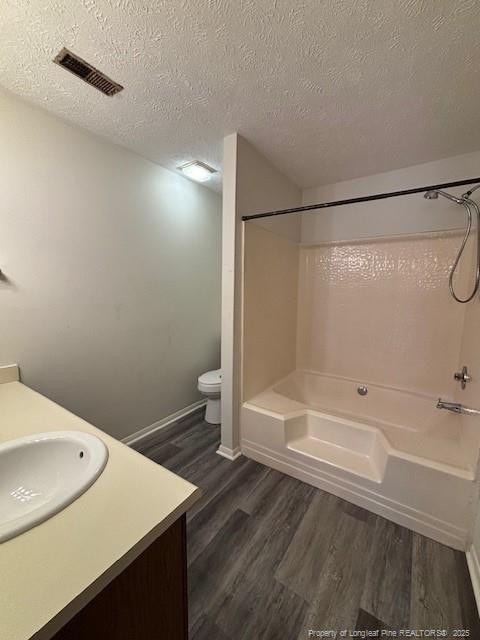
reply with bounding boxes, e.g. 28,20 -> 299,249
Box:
133,409 -> 480,639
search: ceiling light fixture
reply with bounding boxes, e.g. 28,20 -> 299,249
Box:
179,161 -> 216,183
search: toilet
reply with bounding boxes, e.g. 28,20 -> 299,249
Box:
198,369 -> 221,424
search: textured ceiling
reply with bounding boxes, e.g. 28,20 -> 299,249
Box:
1,0 -> 480,192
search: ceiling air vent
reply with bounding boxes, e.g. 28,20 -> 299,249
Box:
53,48 -> 123,96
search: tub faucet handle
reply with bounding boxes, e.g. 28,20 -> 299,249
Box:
454,366 -> 471,389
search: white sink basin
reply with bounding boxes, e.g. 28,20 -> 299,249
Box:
0,431 -> 108,543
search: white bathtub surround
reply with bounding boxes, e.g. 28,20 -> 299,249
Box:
242,370 -> 478,550
241,213 -> 480,549
243,222 -> 300,401
459,280 -> 480,606
296,231 -> 470,398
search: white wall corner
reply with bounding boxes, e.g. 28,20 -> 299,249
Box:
220,134 -> 303,458
216,444 -> 242,461
220,133 -> 240,454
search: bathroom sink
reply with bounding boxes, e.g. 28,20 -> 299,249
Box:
0,431 -> 108,543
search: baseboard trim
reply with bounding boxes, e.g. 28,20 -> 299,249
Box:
0,364 -> 19,384
241,439 -> 467,550
467,545 -> 480,617
216,445 -> 242,461
122,400 -> 207,447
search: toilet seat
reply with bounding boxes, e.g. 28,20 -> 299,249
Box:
198,369 -> 221,394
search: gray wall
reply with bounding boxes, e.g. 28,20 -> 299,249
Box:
0,90 -> 222,440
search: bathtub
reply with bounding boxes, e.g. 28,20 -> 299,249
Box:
241,370 -> 479,549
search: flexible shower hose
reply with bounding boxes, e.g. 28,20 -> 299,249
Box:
449,196 -> 480,303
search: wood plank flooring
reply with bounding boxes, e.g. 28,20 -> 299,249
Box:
133,410 -> 480,639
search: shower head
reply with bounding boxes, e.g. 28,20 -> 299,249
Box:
462,183 -> 480,199
423,189 -> 463,204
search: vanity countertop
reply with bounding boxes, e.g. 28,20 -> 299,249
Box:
0,369 -> 201,640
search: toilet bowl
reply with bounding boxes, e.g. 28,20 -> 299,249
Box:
198,369 -> 221,424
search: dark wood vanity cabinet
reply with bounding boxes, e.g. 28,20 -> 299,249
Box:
51,515 -> 189,640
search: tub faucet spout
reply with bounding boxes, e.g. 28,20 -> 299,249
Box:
436,399 -> 462,413
437,398 -> 480,416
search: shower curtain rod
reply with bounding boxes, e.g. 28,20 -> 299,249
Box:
241,176 -> 480,221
